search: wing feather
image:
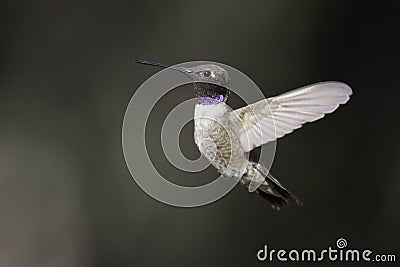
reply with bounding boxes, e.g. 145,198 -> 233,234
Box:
230,82 -> 352,152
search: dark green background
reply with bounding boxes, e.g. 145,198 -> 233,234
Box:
1,1 -> 399,266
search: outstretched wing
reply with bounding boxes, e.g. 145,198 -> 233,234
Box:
230,82 -> 352,152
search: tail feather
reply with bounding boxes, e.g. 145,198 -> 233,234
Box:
258,168 -> 303,207
255,188 -> 289,211
241,162 -> 303,210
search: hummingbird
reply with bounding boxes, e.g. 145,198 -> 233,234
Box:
135,60 -> 352,210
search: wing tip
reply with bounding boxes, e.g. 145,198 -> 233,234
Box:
318,81 -> 353,97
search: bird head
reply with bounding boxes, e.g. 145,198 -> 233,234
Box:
135,60 -> 230,105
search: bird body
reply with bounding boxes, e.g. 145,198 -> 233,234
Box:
194,101 -> 302,210
194,102 -> 247,180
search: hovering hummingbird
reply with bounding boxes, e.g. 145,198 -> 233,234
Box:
135,60 -> 352,210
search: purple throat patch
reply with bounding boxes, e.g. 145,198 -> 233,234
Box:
198,95 -> 225,105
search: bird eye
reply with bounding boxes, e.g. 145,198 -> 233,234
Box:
203,70 -> 211,77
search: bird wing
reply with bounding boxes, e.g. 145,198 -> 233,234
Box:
229,82 -> 352,152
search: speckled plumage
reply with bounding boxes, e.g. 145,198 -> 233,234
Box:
194,102 -> 247,180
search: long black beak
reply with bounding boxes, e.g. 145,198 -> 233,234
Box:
134,59 -> 193,75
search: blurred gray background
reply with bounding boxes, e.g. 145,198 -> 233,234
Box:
1,1 -> 399,266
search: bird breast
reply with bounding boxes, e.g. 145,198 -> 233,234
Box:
194,103 -> 247,177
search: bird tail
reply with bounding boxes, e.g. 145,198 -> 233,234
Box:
240,162 -> 303,210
